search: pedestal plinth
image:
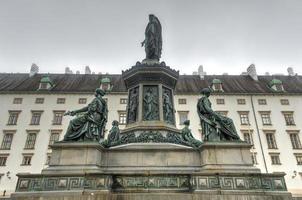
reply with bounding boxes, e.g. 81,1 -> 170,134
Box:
13,142 -> 291,200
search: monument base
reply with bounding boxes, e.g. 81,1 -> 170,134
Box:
12,142 -> 291,199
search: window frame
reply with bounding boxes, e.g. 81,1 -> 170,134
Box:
0,154 -> 9,166
264,131 -> 278,149
238,111 -> 250,125
24,130 -> 39,149
120,98 -> 128,104
0,131 -> 15,150
280,99 -> 289,105
7,110 -> 21,125
237,99 -> 246,105
78,98 -> 87,104
269,153 -> 281,165
56,98 -> 66,104
178,98 -> 187,105
258,99 -> 267,105
35,98 -> 45,104
118,111 -> 127,125
13,98 -> 23,104
21,154 -> 33,166
178,111 -> 189,125
30,111 -> 43,125
52,111 -> 65,125
216,98 -> 225,105
49,130 -> 62,147
259,111 -> 272,125
282,111 -> 295,126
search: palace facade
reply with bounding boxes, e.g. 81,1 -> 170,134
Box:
0,66 -> 302,197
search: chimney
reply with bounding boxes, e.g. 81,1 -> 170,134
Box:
29,63 -> 39,77
85,66 -> 91,74
65,67 -> 73,74
247,64 -> 258,81
198,65 -> 206,80
287,67 -> 295,76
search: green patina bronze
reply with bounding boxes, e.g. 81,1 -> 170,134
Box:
143,86 -> 159,121
63,88 -> 108,142
162,88 -> 175,124
197,88 -> 240,142
141,14 -> 162,61
181,120 -> 202,148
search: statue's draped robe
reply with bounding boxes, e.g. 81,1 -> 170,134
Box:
64,97 -> 108,141
144,17 -> 162,60
197,96 -> 240,141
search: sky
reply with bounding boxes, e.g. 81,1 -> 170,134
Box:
0,0 -> 302,75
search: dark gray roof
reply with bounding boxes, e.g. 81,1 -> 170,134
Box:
0,73 -> 302,95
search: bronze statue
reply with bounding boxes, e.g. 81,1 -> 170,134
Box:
107,120 -> 120,143
163,90 -> 174,124
63,88 -> 108,142
128,88 -> 139,123
197,88 -> 240,141
141,14 -> 162,61
181,120 -> 202,148
143,87 -> 159,120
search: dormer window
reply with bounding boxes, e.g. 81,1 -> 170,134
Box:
211,79 -> 223,92
100,77 -> 111,91
39,76 -> 54,90
269,79 -> 284,92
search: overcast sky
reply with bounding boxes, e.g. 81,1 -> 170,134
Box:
0,0 -> 301,75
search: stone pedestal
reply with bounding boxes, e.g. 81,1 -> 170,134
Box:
12,142 -> 291,200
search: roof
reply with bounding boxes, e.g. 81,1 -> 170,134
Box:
0,73 -> 302,95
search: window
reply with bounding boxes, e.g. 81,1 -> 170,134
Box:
216,111 -> 228,117
270,154 -> 281,165
259,112 -> 272,125
1,133 -> 14,150
118,112 -> 127,125
24,132 -> 37,149
52,111 -> 64,125
57,98 -> 65,104
178,111 -> 189,125
21,154 -> 33,165
30,111 -> 43,125
238,112 -> 249,125
265,132 -> 277,149
49,130 -> 61,146
39,83 -> 48,90
237,99 -> 246,105
13,98 -> 22,104
0,155 -> 8,166
178,99 -> 187,104
280,99 -> 289,105
216,99 -> 225,105
251,153 -> 257,165
78,98 -> 87,104
275,84 -> 284,91
7,111 -> 20,125
295,154 -> 302,165
35,98 -> 44,104
120,98 -> 127,104
242,131 -> 254,145
282,112 -> 295,126
258,99 -> 267,105
289,132 -> 302,149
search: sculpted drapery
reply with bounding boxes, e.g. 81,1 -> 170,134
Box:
63,88 -> 108,142
197,88 -> 240,142
141,14 -> 162,61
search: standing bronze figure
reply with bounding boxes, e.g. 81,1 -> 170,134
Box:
141,14 -> 162,61
63,88 -> 108,142
197,88 -> 240,141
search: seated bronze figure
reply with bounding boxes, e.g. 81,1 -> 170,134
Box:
197,88 -> 240,142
